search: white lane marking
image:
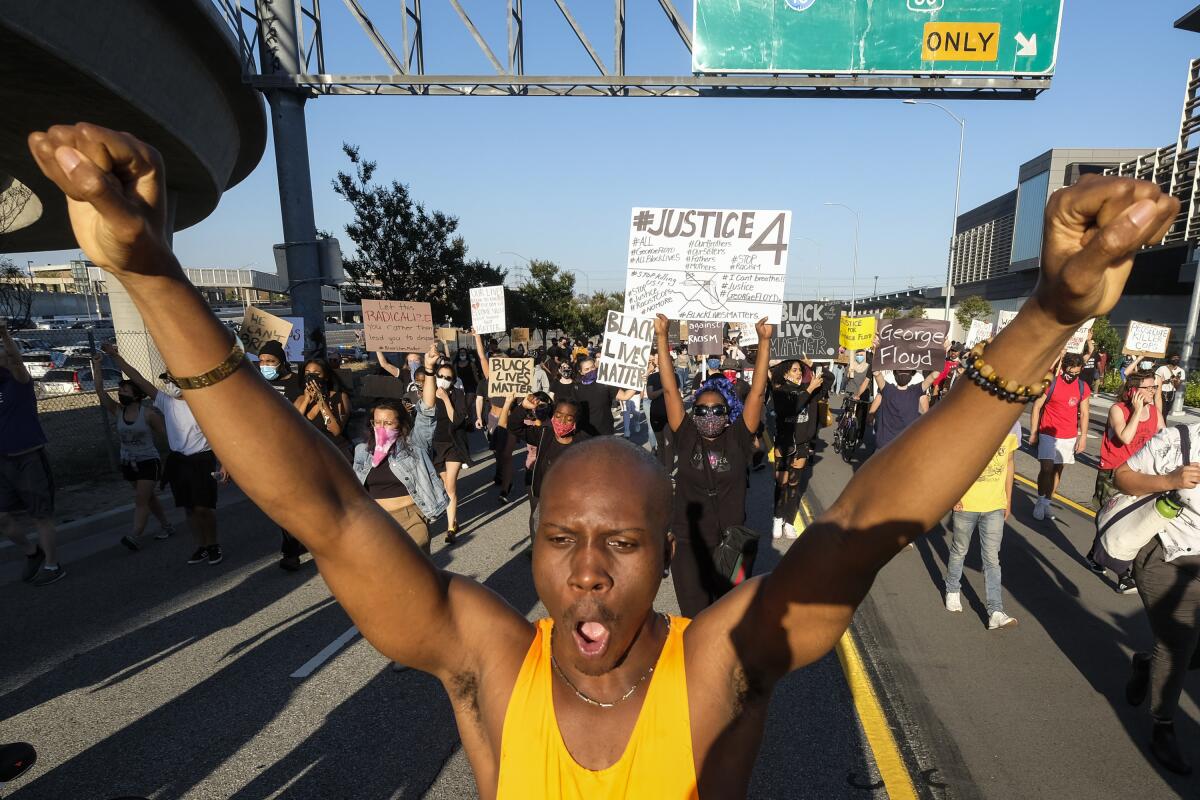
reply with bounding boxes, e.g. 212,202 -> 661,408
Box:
290,625 -> 360,678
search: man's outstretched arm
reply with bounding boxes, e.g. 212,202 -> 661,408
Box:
693,174 -> 1180,681
27,123 -> 532,679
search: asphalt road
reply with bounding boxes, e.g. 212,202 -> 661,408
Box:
1,424 -> 886,800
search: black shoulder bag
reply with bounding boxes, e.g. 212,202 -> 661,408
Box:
698,423 -> 760,587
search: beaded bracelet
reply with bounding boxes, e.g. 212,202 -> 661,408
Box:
962,343 -> 1054,405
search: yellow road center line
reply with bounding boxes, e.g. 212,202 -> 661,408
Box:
835,632 -> 920,800
1013,473 -> 1096,518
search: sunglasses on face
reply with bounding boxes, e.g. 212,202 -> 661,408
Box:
694,404 -> 729,418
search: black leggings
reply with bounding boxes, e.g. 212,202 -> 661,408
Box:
1134,541 -> 1200,722
671,519 -> 759,618
653,424 -> 673,471
774,460 -> 810,523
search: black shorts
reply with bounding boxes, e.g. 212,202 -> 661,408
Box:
0,448 -> 55,519
164,450 -> 218,510
121,458 -> 162,483
432,440 -> 466,471
775,440 -> 813,470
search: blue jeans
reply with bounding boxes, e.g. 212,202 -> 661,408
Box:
945,509 -> 1006,614
622,397 -> 641,437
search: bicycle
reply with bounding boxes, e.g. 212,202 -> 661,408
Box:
832,393 -> 865,463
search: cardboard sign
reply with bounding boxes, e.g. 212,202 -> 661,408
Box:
436,327 -> 459,344
875,319 -> 950,371
487,357 -> 533,397
241,306 -> 293,356
667,319 -> 683,347
281,316 -> 305,362
599,310 -> 653,391
996,309 -> 1019,333
732,321 -> 759,348
1065,319 -> 1095,354
687,322 -> 724,356
511,327 -> 530,344
1123,321 -> 1171,359
965,319 -> 994,349
623,207 -> 791,324
776,301 -> 839,359
839,316 -> 876,351
362,299 -> 434,352
470,285 -> 506,334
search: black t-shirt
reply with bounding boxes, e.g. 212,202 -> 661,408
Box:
457,362 -> 480,394
268,372 -> 302,402
553,378 -> 579,404
519,424 -> 591,497
671,416 -> 754,544
574,382 -> 620,436
433,388 -> 468,444
772,383 -> 819,449
646,373 -> 669,429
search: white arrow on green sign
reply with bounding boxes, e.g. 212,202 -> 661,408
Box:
693,0 -> 1064,76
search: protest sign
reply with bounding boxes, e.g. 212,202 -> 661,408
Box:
469,285 -> 506,334
839,316 -> 876,352
362,299 -> 434,352
965,319 -> 994,349
436,327 -> 459,344
1123,321 -> 1171,359
598,310 -> 653,391
1065,319 -> 1095,354
731,321 -> 758,348
623,207 -> 791,324
282,316 -> 305,362
241,306 -> 293,356
875,319 -> 950,371
511,327 -> 530,344
487,357 -> 533,397
687,322 -> 724,356
776,301 -> 840,359
996,309 -> 1019,333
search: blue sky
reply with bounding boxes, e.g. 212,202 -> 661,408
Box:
11,1 -> 1200,302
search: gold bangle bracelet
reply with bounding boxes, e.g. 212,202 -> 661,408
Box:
167,336 -> 246,391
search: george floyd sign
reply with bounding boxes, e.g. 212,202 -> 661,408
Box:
875,319 -> 950,371
775,301 -> 840,359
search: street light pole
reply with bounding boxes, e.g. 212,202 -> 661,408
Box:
824,203 -> 860,312
904,99 -> 965,325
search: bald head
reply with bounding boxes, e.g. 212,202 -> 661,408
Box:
539,437 -> 673,536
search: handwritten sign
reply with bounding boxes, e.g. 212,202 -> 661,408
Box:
241,306 -> 293,356
965,319 -> 994,349
1065,319 -> 1095,354
687,322 -> 724,356
875,319 -> 950,371
731,321 -> 758,348
1123,320 -> 1171,359
470,285 -> 506,334
436,327 -> 459,344
839,316 -> 876,351
487,357 -> 533,397
777,301 -> 839,359
282,316 -> 305,362
362,299 -> 434,352
623,207 -> 791,324
996,309 -> 1019,332
599,310 -> 653,391
511,327 -> 530,344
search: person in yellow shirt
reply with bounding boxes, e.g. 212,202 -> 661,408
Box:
26,122 -> 1176,800
944,420 -> 1022,629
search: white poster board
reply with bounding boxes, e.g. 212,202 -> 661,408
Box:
1065,319 -> 1095,354
623,207 -> 791,324
996,309 -> 1019,333
598,310 -> 653,391
1123,321 -> 1171,359
469,285 -> 506,334
965,319 -> 994,349
282,317 -> 305,362
731,321 -> 759,348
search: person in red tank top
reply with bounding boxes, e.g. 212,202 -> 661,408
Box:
1089,370 -> 1164,591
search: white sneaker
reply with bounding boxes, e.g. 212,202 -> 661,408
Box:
772,517 -> 784,539
945,592 -> 962,612
988,611 -> 1018,630
782,523 -> 800,539
1032,497 -> 1048,520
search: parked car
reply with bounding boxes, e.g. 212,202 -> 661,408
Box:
59,354 -> 119,374
21,351 -> 64,379
35,321 -> 68,330
15,337 -> 53,352
53,344 -> 95,357
37,367 -> 122,398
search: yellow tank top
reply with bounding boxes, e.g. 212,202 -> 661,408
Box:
496,616 -> 698,800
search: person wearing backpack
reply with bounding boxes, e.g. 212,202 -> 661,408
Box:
1028,352 -> 1091,520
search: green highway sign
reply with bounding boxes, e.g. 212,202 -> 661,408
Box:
693,0 -> 1064,77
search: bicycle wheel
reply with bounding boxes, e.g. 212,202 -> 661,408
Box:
832,430 -> 843,454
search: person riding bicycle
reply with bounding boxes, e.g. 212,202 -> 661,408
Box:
843,349 -> 873,434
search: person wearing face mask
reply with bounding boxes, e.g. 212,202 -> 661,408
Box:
375,350 -> 424,387
500,394 -> 587,535
352,348 -> 449,555
1156,353 -> 1186,417
1028,352 -> 1092,521
551,359 -> 578,403
770,360 -> 825,540
690,355 -> 725,392
430,359 -> 470,544
867,368 -> 931,453
102,344 -> 227,566
256,340 -> 301,401
453,346 -> 484,430
573,357 -> 638,437
91,362 -> 176,551
294,358 -> 352,450
654,314 -> 773,616
843,349 -> 874,431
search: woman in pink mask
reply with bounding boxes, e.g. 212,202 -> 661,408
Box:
352,348 -> 449,554
499,394 -> 586,536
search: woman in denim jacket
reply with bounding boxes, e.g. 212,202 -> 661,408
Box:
353,348 -> 449,554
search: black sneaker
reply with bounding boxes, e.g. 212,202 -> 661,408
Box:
30,565 -> 66,587
22,546 -> 45,582
1087,556 -> 1105,574
207,545 -> 223,565
120,535 -> 140,552
1152,721 -> 1193,776
498,493 -> 509,506
1118,573 -> 1139,594
187,547 -> 209,564
279,554 -> 301,571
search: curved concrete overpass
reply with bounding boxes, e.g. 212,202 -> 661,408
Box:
0,0 -> 266,250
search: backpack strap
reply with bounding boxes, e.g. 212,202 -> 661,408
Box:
1178,424 -> 1192,467
1045,376 -> 1057,404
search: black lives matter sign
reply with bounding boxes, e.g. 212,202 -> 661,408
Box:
775,301 -> 839,359
875,319 -> 950,371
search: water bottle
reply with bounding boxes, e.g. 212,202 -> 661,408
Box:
1155,492 -> 1185,520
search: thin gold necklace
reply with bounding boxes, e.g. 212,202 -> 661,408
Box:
550,613 -> 670,709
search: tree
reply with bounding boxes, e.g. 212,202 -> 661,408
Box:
881,306 -> 902,319
954,295 -> 992,331
0,258 -> 33,324
332,143 -> 505,326
518,260 -> 576,346
569,291 -> 625,338
1090,315 -> 1122,363
904,305 -> 927,319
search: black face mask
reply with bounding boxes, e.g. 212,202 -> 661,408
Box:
305,374 -> 328,389
1062,373 -> 1078,383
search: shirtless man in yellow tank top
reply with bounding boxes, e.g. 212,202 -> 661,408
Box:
26,123 -> 1178,798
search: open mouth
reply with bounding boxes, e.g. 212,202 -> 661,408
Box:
572,621 -> 611,658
